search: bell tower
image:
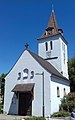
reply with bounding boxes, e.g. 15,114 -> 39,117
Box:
37,7 -> 68,79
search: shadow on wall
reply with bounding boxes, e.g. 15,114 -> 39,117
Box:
8,93 -> 18,115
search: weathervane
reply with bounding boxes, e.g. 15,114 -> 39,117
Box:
25,43 -> 29,49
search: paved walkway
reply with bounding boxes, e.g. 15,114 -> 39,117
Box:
0,114 -> 25,120
0,114 -> 70,120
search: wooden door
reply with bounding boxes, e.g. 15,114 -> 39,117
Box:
19,92 -> 32,116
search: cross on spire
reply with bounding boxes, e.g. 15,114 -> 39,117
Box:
25,43 -> 29,49
52,4 -> 54,12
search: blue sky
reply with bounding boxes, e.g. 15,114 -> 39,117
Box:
0,0 -> 75,75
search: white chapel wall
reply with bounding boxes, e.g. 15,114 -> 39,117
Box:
4,50 -> 51,117
50,75 -> 70,114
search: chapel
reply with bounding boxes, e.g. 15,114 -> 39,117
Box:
4,7 -> 70,117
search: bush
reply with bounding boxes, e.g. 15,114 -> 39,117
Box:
67,92 -> 75,112
51,92 -> 75,117
60,93 -> 75,112
51,111 -> 70,117
0,103 -> 3,114
24,116 -> 45,120
60,96 -> 68,111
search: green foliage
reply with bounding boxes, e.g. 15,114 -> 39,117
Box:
0,73 -> 7,80
0,103 -> 3,114
0,73 -> 7,105
0,73 -> 7,96
68,57 -> 75,92
51,111 -> 70,117
24,116 -> 45,120
60,92 -> 75,112
67,92 -> 75,112
60,96 -> 68,111
52,95 -> 71,117
1,79 -> 5,97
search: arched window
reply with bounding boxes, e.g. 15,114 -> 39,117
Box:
45,42 -> 48,51
63,53 -> 65,64
30,71 -> 34,79
23,68 -> 28,79
64,88 -> 66,96
18,72 -> 21,80
57,87 -> 60,97
50,41 -> 53,50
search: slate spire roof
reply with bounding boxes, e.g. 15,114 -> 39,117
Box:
47,7 -> 58,35
38,6 -> 63,40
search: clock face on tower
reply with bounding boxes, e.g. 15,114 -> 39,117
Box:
17,68 -> 34,80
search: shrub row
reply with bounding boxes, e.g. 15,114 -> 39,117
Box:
24,117 -> 45,120
51,111 -> 70,117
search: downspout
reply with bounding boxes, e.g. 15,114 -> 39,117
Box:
50,74 -> 52,117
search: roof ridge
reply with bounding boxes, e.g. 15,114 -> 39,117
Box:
27,49 -> 68,80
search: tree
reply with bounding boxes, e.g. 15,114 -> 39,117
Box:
0,73 -> 7,103
0,73 -> 6,80
68,57 -> 75,92
60,96 -> 68,111
60,92 -> 75,112
0,73 -> 7,113
67,92 -> 75,112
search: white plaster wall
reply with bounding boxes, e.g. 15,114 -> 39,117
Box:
44,72 -> 51,117
38,36 -> 62,73
50,75 -> 70,115
4,49 -> 70,117
38,36 -> 60,59
4,50 -> 51,117
47,39 -> 61,72
38,35 -> 68,79
60,37 -> 68,78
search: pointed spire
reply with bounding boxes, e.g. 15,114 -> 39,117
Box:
38,5 -> 63,40
47,5 -> 59,35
